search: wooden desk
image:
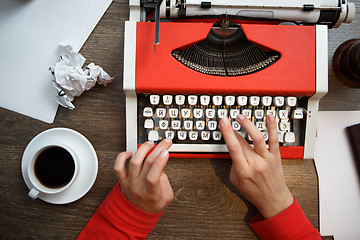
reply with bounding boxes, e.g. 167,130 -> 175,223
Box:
0,1 -> 359,239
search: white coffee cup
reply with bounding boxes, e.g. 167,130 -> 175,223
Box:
27,143 -> 79,199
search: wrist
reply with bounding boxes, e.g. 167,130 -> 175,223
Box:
259,192 -> 294,219
120,184 -> 165,215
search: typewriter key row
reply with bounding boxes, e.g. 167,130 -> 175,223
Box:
138,94 -> 307,146
149,94 -> 298,107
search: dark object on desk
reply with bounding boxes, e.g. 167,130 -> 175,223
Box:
332,39 -> 360,88
346,123 -> 360,178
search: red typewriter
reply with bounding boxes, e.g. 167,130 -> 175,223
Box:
123,0 -> 355,159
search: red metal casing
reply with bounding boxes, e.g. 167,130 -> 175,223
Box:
135,22 -> 316,96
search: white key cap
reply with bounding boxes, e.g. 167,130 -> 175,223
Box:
292,108 -> 304,119
207,121 -> 217,130
261,131 -> 269,141
184,120 -> 193,130
213,131 -> 222,140
201,131 -> 211,140
286,97 -> 297,107
189,131 -> 198,140
165,131 -> 175,139
144,119 -> 154,128
163,95 -> 173,105
279,110 -> 289,119
230,109 -> 240,118
181,108 -> 191,118
188,95 -> 198,105
242,109 -> 252,119
150,95 -> 160,105
249,96 -> 260,106
266,109 -> 276,117
193,109 -> 203,118
169,108 -> 178,118
278,131 -> 285,143
225,96 -> 235,106
206,109 -> 216,118
256,122 -> 266,131
284,132 -> 296,143
156,108 -> 166,118
217,109 -> 228,118
232,121 -> 241,131
143,107 -> 153,117
196,121 -> 205,130
159,120 -> 168,129
175,95 -> 185,105
279,121 -> 289,131
274,96 -> 285,107
200,95 -> 210,105
237,96 -> 248,106
171,120 -> 181,130
148,130 -> 159,141
261,96 -> 272,106
212,95 -> 223,105
178,131 -> 187,140
254,110 -> 264,119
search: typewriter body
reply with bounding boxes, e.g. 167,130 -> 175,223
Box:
123,0 -> 355,159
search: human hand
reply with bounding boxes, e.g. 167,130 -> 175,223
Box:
113,138 -> 174,214
219,114 -> 294,219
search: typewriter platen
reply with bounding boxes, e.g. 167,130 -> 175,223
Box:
123,0 -> 355,159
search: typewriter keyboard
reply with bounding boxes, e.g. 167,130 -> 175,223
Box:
137,94 -> 307,146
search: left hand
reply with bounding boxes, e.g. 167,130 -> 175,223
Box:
113,138 -> 174,214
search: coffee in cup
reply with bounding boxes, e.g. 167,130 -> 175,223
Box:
27,144 -> 79,199
34,146 -> 75,188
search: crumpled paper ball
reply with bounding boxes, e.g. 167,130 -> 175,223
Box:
50,44 -> 114,109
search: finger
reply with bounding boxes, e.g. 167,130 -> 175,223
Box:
159,173 -> 174,202
218,117 -> 248,167
113,151 -> 132,182
146,149 -> 170,193
266,114 -> 280,155
142,138 -> 172,174
237,114 -> 268,157
128,140 -> 155,179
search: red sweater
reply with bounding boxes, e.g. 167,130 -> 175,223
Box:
78,183 -> 321,239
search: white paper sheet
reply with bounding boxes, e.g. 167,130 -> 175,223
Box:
0,0 -> 112,123
314,111 -> 360,239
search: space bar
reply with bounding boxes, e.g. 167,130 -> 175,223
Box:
169,144 -> 228,153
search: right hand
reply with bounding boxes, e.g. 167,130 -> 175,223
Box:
219,114 -> 294,219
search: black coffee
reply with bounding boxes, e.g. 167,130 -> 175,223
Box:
34,146 -> 75,189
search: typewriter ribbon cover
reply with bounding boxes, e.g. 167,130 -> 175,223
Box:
135,22 -> 316,96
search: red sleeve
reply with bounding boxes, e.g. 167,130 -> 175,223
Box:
249,198 -> 321,240
77,182 -> 162,240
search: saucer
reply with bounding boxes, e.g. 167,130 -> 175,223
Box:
22,128 -> 98,204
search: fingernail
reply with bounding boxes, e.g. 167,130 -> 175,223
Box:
237,114 -> 245,121
220,117 -> 229,126
147,140 -> 154,145
164,137 -> 172,143
268,114 -> 275,122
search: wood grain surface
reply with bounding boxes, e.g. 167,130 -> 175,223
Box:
1,0 -> 359,239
